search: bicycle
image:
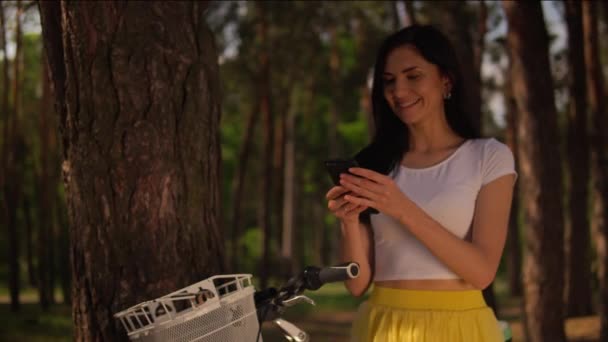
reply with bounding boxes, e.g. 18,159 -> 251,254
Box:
114,261 -> 512,341
114,262 -> 360,341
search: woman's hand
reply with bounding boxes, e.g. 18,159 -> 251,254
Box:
339,167 -> 413,221
326,185 -> 368,224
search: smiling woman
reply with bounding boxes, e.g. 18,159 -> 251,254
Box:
324,25 -> 516,342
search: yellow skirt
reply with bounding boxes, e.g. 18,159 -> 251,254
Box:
351,286 -> 503,342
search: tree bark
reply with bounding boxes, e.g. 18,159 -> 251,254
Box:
564,0 -> 593,317
255,1 -> 274,289
281,87 -> 297,273
39,2 -> 225,340
38,47 -> 54,310
23,197 -> 37,287
582,1 -> 608,339
4,0 -> 25,313
57,191 -> 71,305
503,63 -> 522,297
503,1 -> 567,341
0,1 -> 10,178
230,97 -> 260,271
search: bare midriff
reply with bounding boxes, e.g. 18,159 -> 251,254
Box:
375,278 -> 476,291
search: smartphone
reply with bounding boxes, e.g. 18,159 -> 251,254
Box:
324,158 -> 379,215
324,158 -> 359,185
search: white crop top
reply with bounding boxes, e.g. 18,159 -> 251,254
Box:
371,138 -> 517,281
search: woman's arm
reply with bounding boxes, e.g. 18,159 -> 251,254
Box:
341,169 -> 515,290
340,220 -> 374,297
325,185 -> 374,297
397,174 -> 515,289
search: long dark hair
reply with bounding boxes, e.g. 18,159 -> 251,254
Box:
355,25 -> 480,176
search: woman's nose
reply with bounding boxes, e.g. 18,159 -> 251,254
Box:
393,79 -> 411,99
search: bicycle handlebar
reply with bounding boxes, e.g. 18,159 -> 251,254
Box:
303,262 -> 360,290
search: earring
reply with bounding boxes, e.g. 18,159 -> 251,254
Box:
444,92 -> 452,100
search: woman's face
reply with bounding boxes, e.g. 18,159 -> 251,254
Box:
382,45 -> 451,125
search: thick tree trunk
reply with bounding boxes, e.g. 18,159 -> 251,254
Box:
39,2 -> 225,340
582,1 -> 608,339
503,2 -> 567,341
564,0 -> 593,318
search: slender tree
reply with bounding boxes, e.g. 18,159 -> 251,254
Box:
254,1 -> 275,289
38,47 -> 54,309
564,0 -> 593,317
503,59 -> 522,297
39,2 -> 225,339
3,0 -> 25,313
503,1 -> 567,341
582,1 -> 608,339
230,95 -> 260,271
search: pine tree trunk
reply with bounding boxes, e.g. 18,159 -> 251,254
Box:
255,1 -> 274,289
0,0 -> 10,186
564,0 -> 593,317
503,1 -> 567,341
281,88 -> 297,274
230,97 -> 260,271
504,65 -> 522,297
39,2 -> 225,339
582,1 -> 608,339
22,197 -> 37,287
38,47 -> 53,310
57,192 -> 71,305
4,0 -> 25,313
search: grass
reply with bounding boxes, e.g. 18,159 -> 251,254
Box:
0,303 -> 72,342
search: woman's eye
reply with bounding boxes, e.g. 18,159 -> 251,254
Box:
383,79 -> 395,85
407,74 -> 420,80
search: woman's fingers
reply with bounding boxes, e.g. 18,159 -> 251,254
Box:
340,177 -> 380,201
326,185 -> 349,200
344,194 -> 375,209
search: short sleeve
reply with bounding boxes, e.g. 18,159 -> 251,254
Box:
482,138 -> 517,185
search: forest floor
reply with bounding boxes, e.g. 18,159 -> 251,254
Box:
0,284 -> 601,341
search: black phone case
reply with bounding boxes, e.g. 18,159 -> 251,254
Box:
324,159 -> 379,215
324,159 -> 359,185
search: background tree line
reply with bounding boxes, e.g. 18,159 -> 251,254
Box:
0,1 -> 607,341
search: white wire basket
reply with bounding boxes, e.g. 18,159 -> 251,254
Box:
114,274 -> 261,342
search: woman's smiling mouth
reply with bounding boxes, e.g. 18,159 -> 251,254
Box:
397,98 -> 421,109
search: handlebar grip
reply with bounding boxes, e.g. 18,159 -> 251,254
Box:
319,262 -> 360,284
303,262 -> 359,291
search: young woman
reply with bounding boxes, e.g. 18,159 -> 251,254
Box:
325,25 -> 516,342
